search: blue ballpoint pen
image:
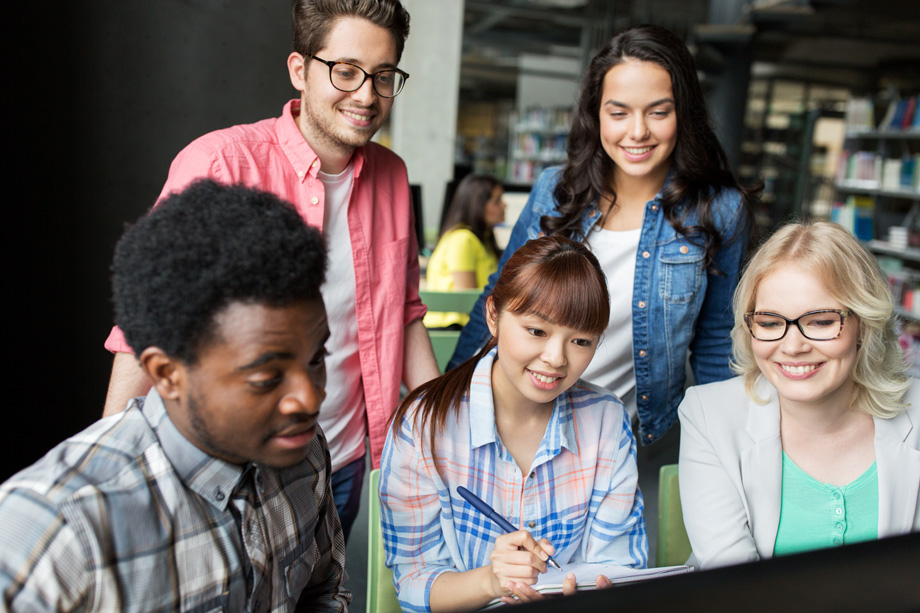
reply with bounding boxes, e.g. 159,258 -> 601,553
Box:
457,486 -> 563,571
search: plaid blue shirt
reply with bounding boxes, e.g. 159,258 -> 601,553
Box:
0,389 -> 349,612
379,348 -> 648,612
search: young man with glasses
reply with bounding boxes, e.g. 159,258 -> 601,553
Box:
101,0 -> 439,541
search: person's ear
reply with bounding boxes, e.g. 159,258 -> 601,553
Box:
486,296 -> 499,337
139,347 -> 185,401
287,52 -> 307,93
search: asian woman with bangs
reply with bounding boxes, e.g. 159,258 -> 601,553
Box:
380,236 -> 647,612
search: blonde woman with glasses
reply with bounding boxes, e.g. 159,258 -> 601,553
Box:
678,220 -> 920,570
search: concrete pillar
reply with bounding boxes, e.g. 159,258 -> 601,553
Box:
390,0 -> 465,241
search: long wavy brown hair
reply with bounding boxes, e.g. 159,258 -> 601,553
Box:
388,236 -> 610,460
546,24 -> 759,271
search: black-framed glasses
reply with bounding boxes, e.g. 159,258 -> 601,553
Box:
308,55 -> 408,98
743,309 -> 850,342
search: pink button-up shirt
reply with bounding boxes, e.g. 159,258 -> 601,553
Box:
105,99 -> 426,468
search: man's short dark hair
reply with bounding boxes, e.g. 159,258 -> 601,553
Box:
113,179 -> 327,364
292,0 -> 410,62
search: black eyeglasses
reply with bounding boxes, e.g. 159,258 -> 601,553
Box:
308,55 -> 408,98
743,309 -> 850,342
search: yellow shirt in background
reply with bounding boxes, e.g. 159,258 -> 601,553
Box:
423,227 -> 498,328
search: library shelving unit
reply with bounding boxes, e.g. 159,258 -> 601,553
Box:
506,106 -> 572,185
835,94 -> 920,374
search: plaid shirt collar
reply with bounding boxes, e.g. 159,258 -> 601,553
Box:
139,389 -> 249,512
468,347 -> 579,463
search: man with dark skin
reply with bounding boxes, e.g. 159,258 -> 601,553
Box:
0,180 -> 350,611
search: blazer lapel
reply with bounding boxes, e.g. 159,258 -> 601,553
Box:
875,409 -> 920,536
740,381 -> 783,559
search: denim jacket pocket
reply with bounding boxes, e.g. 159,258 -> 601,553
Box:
657,239 -> 705,304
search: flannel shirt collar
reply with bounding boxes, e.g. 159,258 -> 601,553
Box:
140,388 -> 249,512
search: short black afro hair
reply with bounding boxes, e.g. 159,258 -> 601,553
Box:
113,179 -> 327,364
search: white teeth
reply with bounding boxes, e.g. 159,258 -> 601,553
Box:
342,110 -> 368,121
624,146 -> 652,154
780,364 -> 817,375
531,371 -> 559,384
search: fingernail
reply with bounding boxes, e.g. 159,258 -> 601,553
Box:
539,551 -> 548,560
567,572 -> 575,579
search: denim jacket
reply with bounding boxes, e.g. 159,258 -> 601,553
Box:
449,167 -> 750,444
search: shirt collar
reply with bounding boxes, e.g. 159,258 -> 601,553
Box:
277,99 -> 366,182
141,388 -> 249,512
468,348 -> 578,459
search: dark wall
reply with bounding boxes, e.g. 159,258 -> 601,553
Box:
4,1 -> 296,480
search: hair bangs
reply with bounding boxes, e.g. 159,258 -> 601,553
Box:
503,248 -> 609,337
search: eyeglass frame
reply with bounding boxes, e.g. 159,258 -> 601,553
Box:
743,309 -> 851,342
307,54 -> 409,98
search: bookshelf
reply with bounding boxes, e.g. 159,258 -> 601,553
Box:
506,106 -> 572,184
837,94 -> 920,376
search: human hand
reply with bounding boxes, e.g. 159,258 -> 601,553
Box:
501,571 -> 613,604
560,572 -> 611,596
487,530 -> 554,602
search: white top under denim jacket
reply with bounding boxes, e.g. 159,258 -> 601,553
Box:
449,166 -> 750,445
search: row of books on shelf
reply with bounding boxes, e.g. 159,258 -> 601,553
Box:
829,196 -> 874,241
508,159 -> 555,183
888,272 -> 920,317
845,96 -> 920,132
511,132 -> 568,161
511,106 -> 573,132
898,327 -> 920,379
835,150 -> 920,193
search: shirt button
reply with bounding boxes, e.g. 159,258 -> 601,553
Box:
680,245 -> 689,254
641,394 -> 648,401
311,196 -> 319,205
215,489 -> 225,501
833,492 -> 841,500
297,170 -> 305,178
832,537 -> 842,545
312,160 -> 318,168
651,204 -> 658,211
529,471 -> 536,479
836,523 -> 844,532
642,251 -> 650,258
638,301 -> 646,308
639,349 -> 646,357
528,521 -> 536,529
835,508 -> 842,515
646,434 -> 654,441
589,209 -> 598,218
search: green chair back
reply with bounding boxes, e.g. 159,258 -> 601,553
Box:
366,468 -> 401,613
419,289 -> 482,373
656,463 -> 692,567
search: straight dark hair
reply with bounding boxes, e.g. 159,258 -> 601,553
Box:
547,24 -> 759,271
439,174 -> 503,257
389,236 -> 609,460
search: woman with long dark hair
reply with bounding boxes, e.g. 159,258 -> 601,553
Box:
424,173 -> 505,329
451,24 -> 760,446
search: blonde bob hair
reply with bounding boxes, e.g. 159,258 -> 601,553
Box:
730,220 -> 910,418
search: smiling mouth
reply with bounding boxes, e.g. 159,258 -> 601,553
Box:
623,146 -> 653,155
779,363 -> 819,375
528,369 -> 561,384
341,109 -> 373,123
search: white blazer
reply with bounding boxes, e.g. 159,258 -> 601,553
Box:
678,376 -> 920,570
